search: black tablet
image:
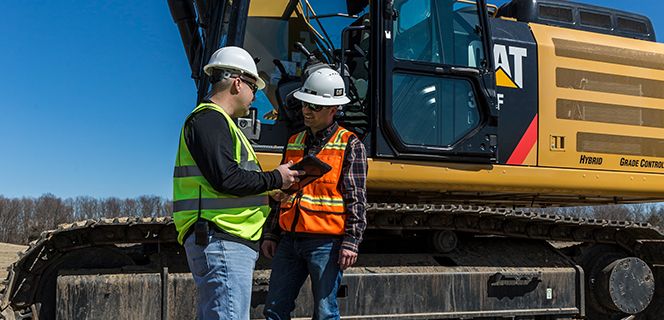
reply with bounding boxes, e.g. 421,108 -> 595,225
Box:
283,155 -> 332,194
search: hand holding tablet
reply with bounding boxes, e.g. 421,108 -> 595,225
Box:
282,155 -> 332,194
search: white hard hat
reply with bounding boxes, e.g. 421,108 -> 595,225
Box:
203,46 -> 266,90
294,67 -> 350,106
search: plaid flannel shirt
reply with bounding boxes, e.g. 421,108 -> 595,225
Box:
262,122 -> 368,252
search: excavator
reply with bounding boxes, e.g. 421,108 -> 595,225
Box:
2,0 -> 664,319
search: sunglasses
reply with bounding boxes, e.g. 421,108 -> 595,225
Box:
301,102 -> 327,112
236,77 -> 258,94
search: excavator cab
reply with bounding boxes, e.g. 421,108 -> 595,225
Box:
182,0 -> 499,163
375,0 -> 497,162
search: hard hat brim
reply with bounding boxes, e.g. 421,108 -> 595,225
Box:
203,63 -> 266,90
254,77 -> 266,90
293,91 -> 350,106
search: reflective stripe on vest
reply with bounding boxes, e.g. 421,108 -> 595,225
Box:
173,165 -> 201,178
279,126 -> 354,235
286,132 -> 306,151
172,103 -> 269,245
299,194 -> 345,209
173,195 -> 269,212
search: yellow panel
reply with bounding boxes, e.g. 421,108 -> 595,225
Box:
556,99 -> 664,129
249,0 -> 295,18
522,143 -> 537,165
553,56 -> 664,81
531,24 -> 664,58
257,152 -> 664,198
541,112 -> 664,173
555,87 -> 664,111
556,67 -> 664,99
555,119 -> 664,137
530,23 -> 664,175
259,152 -> 282,170
577,133 -> 664,157
552,38 -> 664,70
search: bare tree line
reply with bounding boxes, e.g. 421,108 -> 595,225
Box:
537,203 -> 664,227
0,194 -> 171,245
0,193 -> 662,245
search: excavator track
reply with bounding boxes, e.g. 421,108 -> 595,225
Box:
366,203 -> 664,263
2,205 -> 664,318
0,217 -> 179,317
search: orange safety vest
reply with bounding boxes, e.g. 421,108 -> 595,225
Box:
279,126 -> 355,235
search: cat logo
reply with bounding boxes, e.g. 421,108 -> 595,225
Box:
334,88 -> 344,96
493,44 -> 527,89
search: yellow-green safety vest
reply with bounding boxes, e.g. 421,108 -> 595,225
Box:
172,103 -> 270,245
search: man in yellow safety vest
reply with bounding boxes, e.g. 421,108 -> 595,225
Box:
173,46 -> 301,320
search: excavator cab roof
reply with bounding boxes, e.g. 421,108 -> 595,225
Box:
496,0 -> 656,41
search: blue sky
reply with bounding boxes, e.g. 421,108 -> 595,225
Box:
1,1 -> 193,199
1,1 -> 662,199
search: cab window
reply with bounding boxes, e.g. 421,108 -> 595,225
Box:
392,73 -> 479,147
394,0 -> 485,67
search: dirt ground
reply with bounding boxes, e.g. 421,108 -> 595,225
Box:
0,243 -> 28,280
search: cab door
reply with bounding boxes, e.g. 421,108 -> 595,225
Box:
372,0 -> 498,163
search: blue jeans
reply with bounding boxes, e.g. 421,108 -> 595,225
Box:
184,229 -> 258,320
263,235 -> 343,320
